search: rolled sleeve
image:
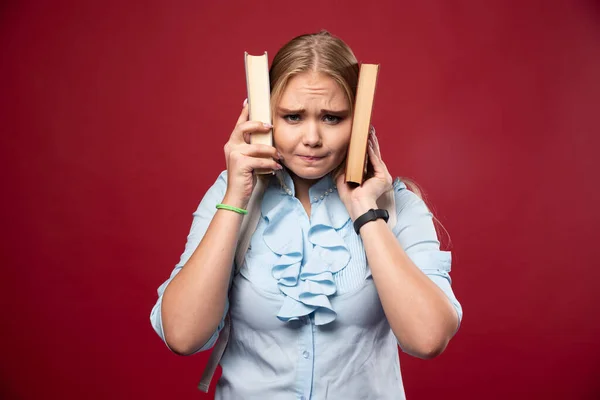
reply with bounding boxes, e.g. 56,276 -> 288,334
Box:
150,170 -> 231,354
391,178 -> 463,327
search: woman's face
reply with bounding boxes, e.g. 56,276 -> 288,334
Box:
273,71 -> 352,184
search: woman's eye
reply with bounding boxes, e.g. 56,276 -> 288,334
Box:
323,115 -> 342,124
284,114 -> 301,122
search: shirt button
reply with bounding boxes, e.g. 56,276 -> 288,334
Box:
320,195 -> 324,199
302,350 -> 310,359
313,197 -> 318,201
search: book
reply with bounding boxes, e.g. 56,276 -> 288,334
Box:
244,51 -> 273,175
345,63 -> 380,185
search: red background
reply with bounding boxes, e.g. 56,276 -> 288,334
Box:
1,1 -> 599,399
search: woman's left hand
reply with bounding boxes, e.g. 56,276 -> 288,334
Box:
336,127 -> 394,221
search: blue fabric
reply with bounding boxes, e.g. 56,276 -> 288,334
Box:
261,171 -> 352,326
150,169 -> 463,399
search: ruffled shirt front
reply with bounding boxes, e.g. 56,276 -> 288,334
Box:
259,170 -> 352,326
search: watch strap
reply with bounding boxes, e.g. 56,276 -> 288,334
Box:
353,208 -> 389,234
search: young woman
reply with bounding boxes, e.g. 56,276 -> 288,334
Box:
151,31 -> 462,399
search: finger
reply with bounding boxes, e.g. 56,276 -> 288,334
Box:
368,143 -> 390,179
336,171 -> 345,186
367,134 -> 375,154
367,141 -> 383,169
238,143 -> 281,160
232,120 -> 273,144
235,99 -> 249,126
369,125 -> 377,147
369,126 -> 381,152
367,145 -> 387,178
373,132 -> 380,152
369,131 -> 382,159
241,154 -> 283,172
233,100 -> 251,143
335,172 -> 348,195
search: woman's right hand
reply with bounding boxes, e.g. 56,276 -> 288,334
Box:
222,100 -> 282,208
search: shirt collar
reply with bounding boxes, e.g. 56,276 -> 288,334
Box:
262,168 -> 349,230
273,168 -> 337,204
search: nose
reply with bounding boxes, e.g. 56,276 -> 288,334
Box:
302,121 -> 322,147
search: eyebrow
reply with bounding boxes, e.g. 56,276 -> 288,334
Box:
277,107 -> 350,115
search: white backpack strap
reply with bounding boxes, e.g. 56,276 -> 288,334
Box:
198,176 -> 268,393
197,313 -> 231,392
235,177 -> 267,274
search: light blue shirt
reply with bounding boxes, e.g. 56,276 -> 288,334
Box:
151,170 -> 463,399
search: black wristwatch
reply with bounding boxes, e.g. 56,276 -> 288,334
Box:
353,209 -> 389,234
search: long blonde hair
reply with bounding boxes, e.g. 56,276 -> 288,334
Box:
267,31 -> 450,247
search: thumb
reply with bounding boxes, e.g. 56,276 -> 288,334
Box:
335,171 -> 345,187
335,172 -> 349,197
236,99 -> 249,126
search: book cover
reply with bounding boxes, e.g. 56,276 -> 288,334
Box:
244,52 -> 273,174
345,63 -> 380,185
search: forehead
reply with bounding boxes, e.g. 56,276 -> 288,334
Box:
278,71 -> 348,107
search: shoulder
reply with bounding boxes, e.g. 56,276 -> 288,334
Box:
392,177 -> 430,216
207,170 -> 228,193
192,170 -> 229,215
216,169 -> 228,184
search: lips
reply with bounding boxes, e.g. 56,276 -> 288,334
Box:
298,154 -> 325,158
299,155 -> 325,161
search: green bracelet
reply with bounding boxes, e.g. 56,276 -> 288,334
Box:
216,203 -> 248,215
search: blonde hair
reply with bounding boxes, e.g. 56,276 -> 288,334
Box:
269,30 -> 359,115
267,31 -> 450,247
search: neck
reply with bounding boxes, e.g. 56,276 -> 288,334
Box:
289,170 -> 318,201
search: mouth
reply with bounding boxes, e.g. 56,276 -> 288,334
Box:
298,155 -> 325,162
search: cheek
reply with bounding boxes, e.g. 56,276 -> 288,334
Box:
331,128 -> 352,153
272,126 -> 291,151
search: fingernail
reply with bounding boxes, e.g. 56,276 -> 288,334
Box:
243,98 -> 248,107
275,164 -> 283,170
263,122 -> 272,128
277,151 -> 282,159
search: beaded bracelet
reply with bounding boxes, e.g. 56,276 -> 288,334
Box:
216,203 -> 248,215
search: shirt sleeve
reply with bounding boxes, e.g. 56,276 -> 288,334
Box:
150,170 -> 231,354
391,178 -> 463,330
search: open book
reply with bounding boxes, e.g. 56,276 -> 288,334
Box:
345,63 -> 380,185
244,51 -> 274,175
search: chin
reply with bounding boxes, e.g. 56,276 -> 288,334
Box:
298,172 -> 328,181
287,164 -> 335,181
